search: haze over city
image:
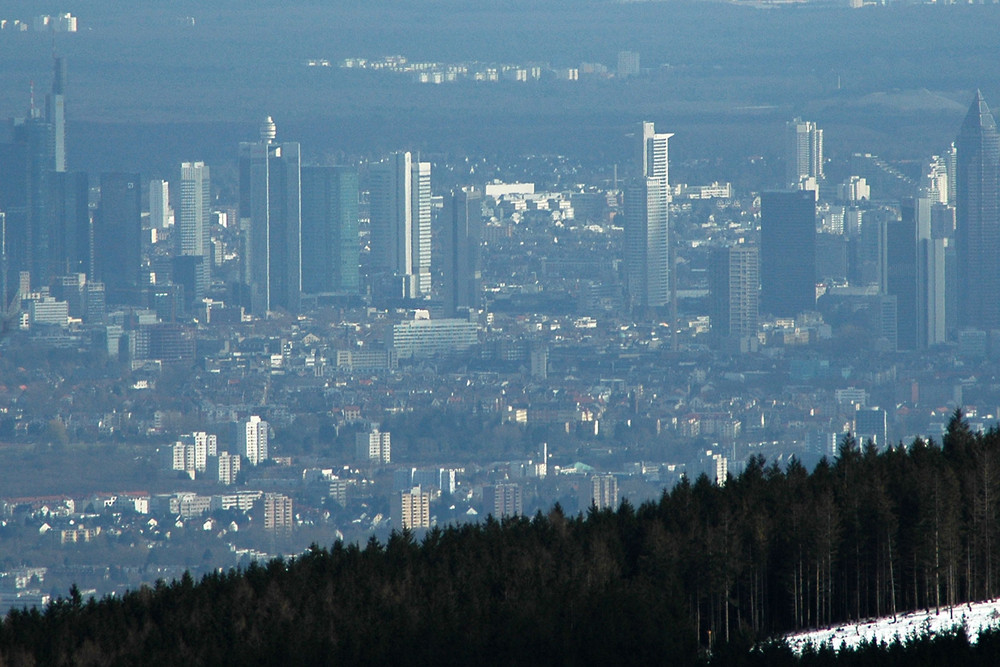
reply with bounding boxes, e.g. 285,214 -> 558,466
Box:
2,0 -> 1000,663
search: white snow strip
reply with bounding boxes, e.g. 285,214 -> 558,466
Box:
785,599 -> 1000,652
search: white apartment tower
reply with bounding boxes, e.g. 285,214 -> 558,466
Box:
396,486 -> 431,530
625,121 -> 672,311
369,152 -> 432,299
356,428 -> 391,464
243,415 -> 269,466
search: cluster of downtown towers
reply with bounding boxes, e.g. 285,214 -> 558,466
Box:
0,60 -> 479,318
751,91 -> 1000,349
0,58 -> 997,340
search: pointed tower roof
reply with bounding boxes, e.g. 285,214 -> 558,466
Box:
960,89 -> 998,137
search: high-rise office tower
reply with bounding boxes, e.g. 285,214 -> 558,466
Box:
13,111 -> 55,287
886,196 -> 947,349
95,173 -> 142,305
709,244 -> 759,343
300,165 -> 359,295
149,179 -> 171,229
955,91 -> 1000,331
624,121 -> 671,311
443,187 -> 482,317
176,162 -> 211,306
786,118 -> 824,187
368,151 -> 431,299
42,170 -> 89,280
760,190 -> 816,317
0,61 -> 66,294
177,162 -> 210,257
238,117 -> 301,314
45,57 -> 66,173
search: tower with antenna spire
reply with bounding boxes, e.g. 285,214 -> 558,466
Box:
955,90 -> 1000,332
238,116 -> 302,315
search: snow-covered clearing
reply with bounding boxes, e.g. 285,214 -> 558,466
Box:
785,599 -> 1000,652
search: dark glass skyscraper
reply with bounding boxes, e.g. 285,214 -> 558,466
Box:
239,117 -> 301,314
95,173 -> 142,305
300,166 -> 359,295
42,170 -> 90,280
760,190 -> 816,318
955,91 -> 1000,331
443,187 -> 483,317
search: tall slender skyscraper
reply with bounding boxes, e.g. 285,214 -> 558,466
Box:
45,57 -> 66,173
443,187 -> 483,317
786,118 -> 824,187
369,152 -> 431,299
300,165 -> 359,295
95,173 -> 142,305
239,117 -> 301,314
624,121 -> 671,311
760,190 -> 816,317
955,91 -> 1000,331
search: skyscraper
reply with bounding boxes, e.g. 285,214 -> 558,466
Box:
760,190 -> 816,317
239,117 -> 301,314
300,165 -> 359,295
443,187 -> 482,317
786,118 -> 824,187
624,121 -> 671,312
95,173 -> 142,305
148,179 -> 171,229
0,59 -> 65,294
886,196 -> 947,349
42,170 -> 89,280
955,91 -> 1000,331
177,161 -> 211,258
368,151 -> 431,300
46,57 -> 66,173
709,244 -> 759,344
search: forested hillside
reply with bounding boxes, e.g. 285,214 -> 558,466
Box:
3,411 -> 1000,665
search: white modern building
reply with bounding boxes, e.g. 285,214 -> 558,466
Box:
388,318 -> 478,358
625,121 -> 671,311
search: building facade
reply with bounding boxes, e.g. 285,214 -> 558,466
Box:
396,486 -> 431,530
760,190 -> 816,318
300,165 -> 360,295
443,187 -> 483,317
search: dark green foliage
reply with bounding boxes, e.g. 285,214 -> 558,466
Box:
5,411 -> 1000,664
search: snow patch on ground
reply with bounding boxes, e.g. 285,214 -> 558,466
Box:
785,599 -> 1000,652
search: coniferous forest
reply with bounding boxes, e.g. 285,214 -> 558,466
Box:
6,411 -> 1000,665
